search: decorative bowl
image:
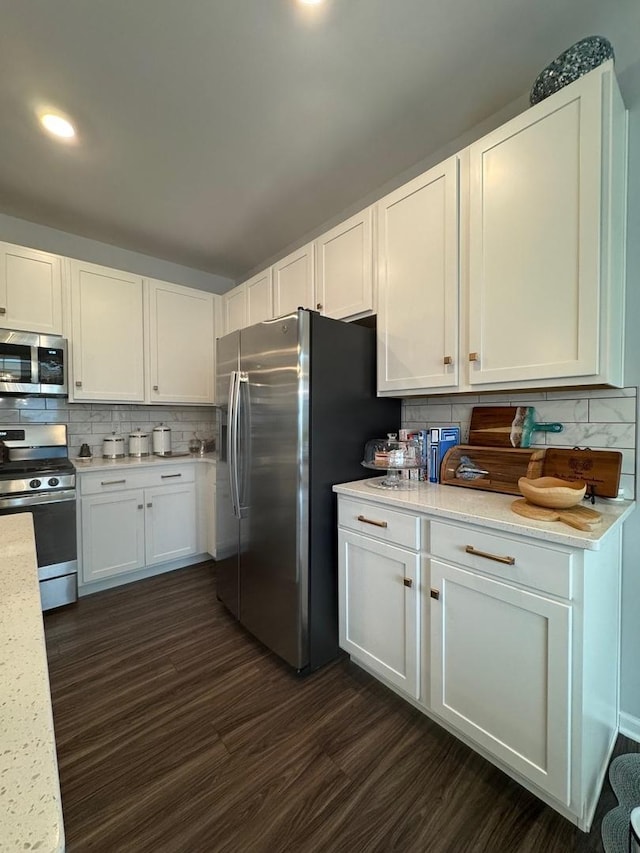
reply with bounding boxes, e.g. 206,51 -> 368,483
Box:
530,36 -> 614,106
518,476 -> 586,508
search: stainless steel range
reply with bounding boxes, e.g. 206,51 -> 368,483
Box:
0,423 -> 77,610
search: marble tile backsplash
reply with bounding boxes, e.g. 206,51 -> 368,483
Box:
0,397 -> 218,459
402,387 -> 638,499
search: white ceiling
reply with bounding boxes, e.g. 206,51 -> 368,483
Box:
0,0 -> 638,282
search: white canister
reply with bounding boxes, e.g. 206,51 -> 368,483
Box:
103,433 -> 126,459
128,428 -> 150,457
152,423 -> 172,456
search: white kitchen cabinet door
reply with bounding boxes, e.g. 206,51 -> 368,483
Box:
315,208 -> 374,320
467,64 -> 614,386
222,284 -> 247,335
147,279 -> 215,404
339,529 -> 420,699
144,482 -> 197,566
273,243 -> 315,318
377,157 -> 459,394
0,242 -> 63,334
69,260 -> 145,402
430,558 -> 571,803
246,269 -> 273,326
81,490 -> 146,583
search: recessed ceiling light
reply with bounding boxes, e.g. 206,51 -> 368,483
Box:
39,112 -> 76,140
298,0 -> 323,5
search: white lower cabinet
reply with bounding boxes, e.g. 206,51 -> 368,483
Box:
337,492 -> 622,831
430,558 -> 571,803
144,482 -> 197,565
339,529 -> 420,699
81,490 -> 146,581
79,465 -> 197,585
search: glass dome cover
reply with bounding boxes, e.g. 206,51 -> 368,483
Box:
362,433 -> 420,489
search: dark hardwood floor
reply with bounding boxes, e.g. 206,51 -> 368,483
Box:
44,563 -> 637,852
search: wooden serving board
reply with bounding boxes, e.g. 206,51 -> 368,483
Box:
511,499 -> 602,531
468,406 -> 562,448
542,448 -> 622,498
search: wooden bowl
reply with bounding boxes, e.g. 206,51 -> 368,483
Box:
517,476 -> 586,508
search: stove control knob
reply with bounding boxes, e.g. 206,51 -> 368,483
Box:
29,479 -> 42,489
48,477 -> 60,487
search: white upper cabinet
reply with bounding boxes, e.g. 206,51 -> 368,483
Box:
0,242 -> 63,334
69,260 -> 145,402
222,284 -> 247,335
246,268 -> 273,326
147,279 -> 215,404
221,269 -> 273,336
377,157 -> 460,394
273,243 -> 315,318
315,208 -> 374,320
466,61 -> 626,390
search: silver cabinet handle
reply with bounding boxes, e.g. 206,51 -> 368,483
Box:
357,514 -> 388,528
137,504 -> 143,509
0,306 -> 6,315
403,578 -> 413,588
430,588 -> 440,600
316,302 -> 323,310
468,352 -> 480,362
153,385 -> 159,391
160,473 -> 182,479
101,479 -> 126,486
147,502 -> 152,508
443,355 -> 453,365
465,545 -> 515,566
75,380 -> 82,388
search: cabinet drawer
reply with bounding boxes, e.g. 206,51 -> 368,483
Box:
338,497 -> 421,550
430,520 -> 572,599
79,464 -> 196,495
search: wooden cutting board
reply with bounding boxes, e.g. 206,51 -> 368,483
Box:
511,499 -> 602,531
469,406 -> 562,448
542,448 -> 622,498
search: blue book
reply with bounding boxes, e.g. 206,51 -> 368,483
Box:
427,427 -> 460,483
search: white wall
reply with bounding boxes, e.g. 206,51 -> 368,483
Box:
617,59 -> 640,737
0,212 -> 233,295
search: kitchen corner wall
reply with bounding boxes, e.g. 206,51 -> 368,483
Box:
402,386 -> 638,499
0,397 -> 218,459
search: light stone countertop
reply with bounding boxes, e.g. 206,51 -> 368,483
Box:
0,513 -> 64,853
72,452 -> 217,473
333,478 -> 635,551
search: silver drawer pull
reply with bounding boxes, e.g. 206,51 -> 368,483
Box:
101,479 -> 126,486
403,578 -> 413,588
465,545 -> 515,566
161,473 -> 182,479
357,514 -> 388,528
0,306 -> 6,315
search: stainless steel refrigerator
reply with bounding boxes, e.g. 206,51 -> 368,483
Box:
215,309 -> 400,673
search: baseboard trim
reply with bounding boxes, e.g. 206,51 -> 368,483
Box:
619,711 -> 640,744
78,553 -> 212,597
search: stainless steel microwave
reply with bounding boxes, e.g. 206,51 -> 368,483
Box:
0,330 -> 67,396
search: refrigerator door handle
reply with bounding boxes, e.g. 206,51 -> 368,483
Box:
228,370 -> 241,518
236,371 -> 249,518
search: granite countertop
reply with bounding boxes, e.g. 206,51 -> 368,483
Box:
72,452 -> 217,473
0,513 -> 64,853
333,478 -> 635,551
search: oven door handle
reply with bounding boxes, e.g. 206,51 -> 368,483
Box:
0,489 -> 76,511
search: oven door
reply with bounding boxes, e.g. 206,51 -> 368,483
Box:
0,490 -> 77,609
0,331 -> 38,395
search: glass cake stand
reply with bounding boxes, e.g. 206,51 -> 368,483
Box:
361,434 -> 421,490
